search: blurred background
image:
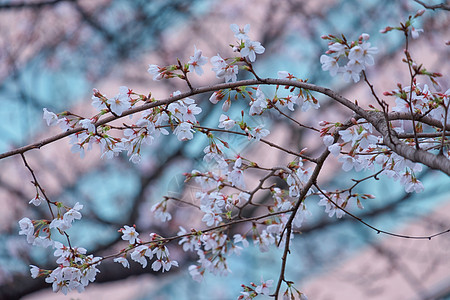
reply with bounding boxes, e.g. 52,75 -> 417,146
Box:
0,0 -> 449,299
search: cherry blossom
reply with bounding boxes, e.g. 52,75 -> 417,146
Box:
30,265 -> 40,278
218,114 -> 236,130
173,121 -> 195,141
348,42 -> 378,66
15,16 -> 448,299
188,46 -> 208,76
255,278 -> 274,295
411,26 -> 423,39
230,24 -> 250,40
43,108 -> 59,126
18,217 -> 35,244
147,64 -> 163,81
79,119 -> 95,134
249,87 -> 267,115
113,257 -> 130,268
120,225 -> 140,244
107,86 -> 132,116
151,200 -> 173,222
241,39 -> 265,62
320,55 -> 340,76
211,54 -> 238,82
29,195 -> 44,206
250,125 -> 270,141
130,245 -> 152,268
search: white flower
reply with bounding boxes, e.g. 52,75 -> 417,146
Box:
328,143 -> 341,156
211,54 -> 238,82
188,265 -> 203,282
130,245 -> 152,268
183,103 -> 202,123
148,64 -> 163,81
277,71 -> 294,80
63,202 -> 83,225
255,279 -> 274,295
328,42 -> 347,56
151,201 -> 172,222
241,39 -> 265,62
173,122 -> 194,141
30,265 -> 40,278
230,24 -> 250,40
188,46 -> 208,76
358,131 -> 378,149
318,192 -> 346,218
228,167 -> 246,189
29,195 -> 44,206
249,87 -> 267,115
401,172 -> 424,193
348,42 -> 377,66
320,55 -> 340,76
209,91 -> 224,104
411,26 -> 423,39
43,108 -> 59,126
91,92 -> 107,111
361,33 -> 370,41
218,114 -> 236,130
107,86 -> 132,116
250,125 -> 270,141
113,257 -> 130,268
338,155 -> 357,172
129,153 -> 141,164
285,94 -> 301,111
121,225 -> 139,244
322,135 -> 334,147
202,209 -> 222,226
18,217 -> 35,244
293,203 -> 311,228
79,119 -> 95,133
33,236 -> 53,248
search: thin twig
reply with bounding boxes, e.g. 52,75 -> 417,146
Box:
413,0 -> 450,11
314,184 -> 450,240
20,153 -> 55,219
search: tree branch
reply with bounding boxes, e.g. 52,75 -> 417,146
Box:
0,0 -> 76,10
413,0 -> 450,11
1,79 -> 449,175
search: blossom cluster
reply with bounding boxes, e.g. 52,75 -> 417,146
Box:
19,202 -> 102,294
115,228 -> 179,272
17,12 -> 449,299
320,33 -> 378,83
320,119 -> 426,194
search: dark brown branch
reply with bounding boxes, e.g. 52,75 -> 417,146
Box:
1,79 -> 449,174
413,0 -> 450,11
0,0 -> 76,10
314,184 -> 450,240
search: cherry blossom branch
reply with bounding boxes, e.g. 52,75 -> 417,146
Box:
98,208 -> 295,264
1,79 -> 449,174
403,29 -> 421,150
195,126 -> 317,162
20,153 -> 55,219
363,71 -> 394,144
238,169 -> 277,216
271,118 -> 346,297
164,196 -> 200,209
314,183 -> 450,240
0,0 -> 75,10
439,104 -> 449,155
272,105 -> 320,132
398,132 -> 450,139
413,0 -> 450,11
